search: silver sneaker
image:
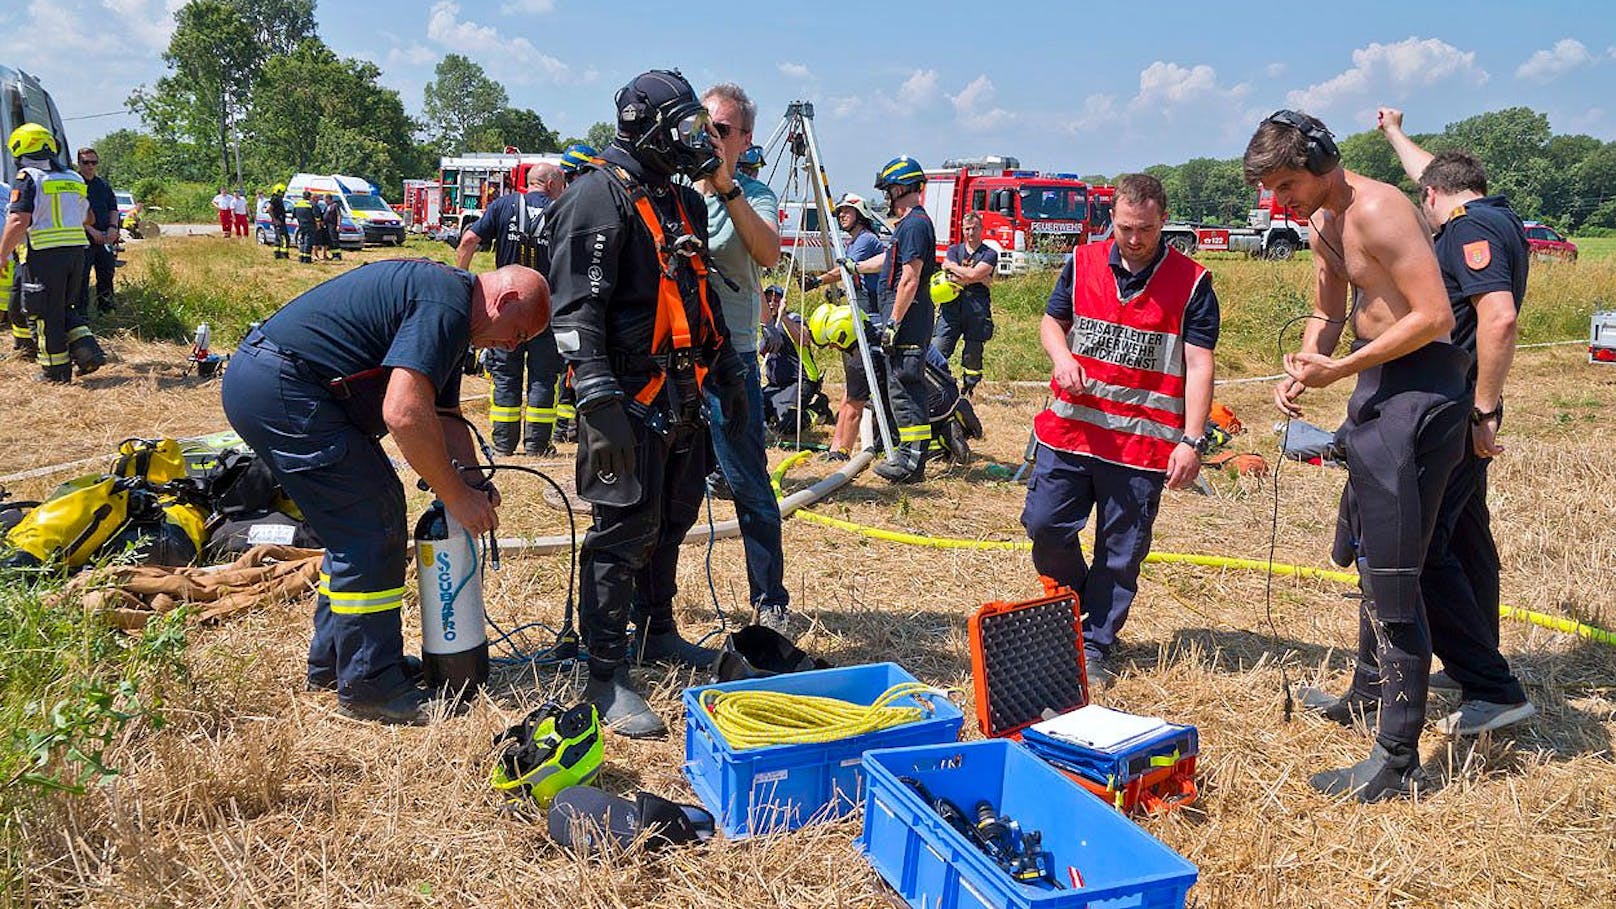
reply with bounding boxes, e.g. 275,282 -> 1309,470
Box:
1436,700 -> 1537,736
756,606 -> 791,636
1427,670 -> 1461,692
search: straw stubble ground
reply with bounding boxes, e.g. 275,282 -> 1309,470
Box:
7,277 -> 1616,907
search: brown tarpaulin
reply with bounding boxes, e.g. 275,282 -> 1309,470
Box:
53,545 -> 323,630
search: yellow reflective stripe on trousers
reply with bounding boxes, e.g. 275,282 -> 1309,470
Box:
319,572 -> 406,615
898,424 -> 931,442
489,403 -> 522,423
524,406 -> 556,424
555,404 -> 576,419
67,325 -> 92,342
11,324 -> 31,340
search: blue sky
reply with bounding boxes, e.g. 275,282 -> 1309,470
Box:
7,0 -> 1615,194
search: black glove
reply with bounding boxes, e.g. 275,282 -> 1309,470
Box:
874,317 -> 898,351
799,273 -> 820,294
578,399 -> 636,484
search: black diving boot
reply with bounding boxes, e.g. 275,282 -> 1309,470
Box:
1309,741 -> 1420,802
582,664 -> 666,739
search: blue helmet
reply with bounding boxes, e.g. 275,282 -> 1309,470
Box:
874,155 -> 926,191
738,145 -> 765,169
560,143 -> 598,177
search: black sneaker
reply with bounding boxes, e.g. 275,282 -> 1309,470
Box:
307,655 -> 423,692
336,686 -> 435,726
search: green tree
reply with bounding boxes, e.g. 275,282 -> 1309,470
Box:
229,0 -> 316,55
1338,129 -> 1414,189
249,38 -> 425,193
1570,141 -> 1616,230
473,107 -> 559,154
130,0 -> 258,184
421,54 -> 508,151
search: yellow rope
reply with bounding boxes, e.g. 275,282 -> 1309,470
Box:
769,453 -> 1616,648
699,682 -> 945,750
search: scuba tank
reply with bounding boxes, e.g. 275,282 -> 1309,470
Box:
413,500 -> 490,698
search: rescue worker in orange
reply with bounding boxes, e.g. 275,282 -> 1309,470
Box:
1020,173 -> 1219,688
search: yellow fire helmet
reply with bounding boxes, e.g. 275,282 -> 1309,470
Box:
930,270 -> 962,304
7,123 -> 57,160
808,301 -> 859,350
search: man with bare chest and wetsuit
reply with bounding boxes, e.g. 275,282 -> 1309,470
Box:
1244,111 -> 1470,802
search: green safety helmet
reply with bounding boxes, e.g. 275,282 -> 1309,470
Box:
809,301 -> 858,350
489,702 -> 604,810
930,270 -> 962,304
7,123 -> 57,160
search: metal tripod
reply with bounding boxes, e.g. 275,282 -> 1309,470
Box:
756,100 -> 896,461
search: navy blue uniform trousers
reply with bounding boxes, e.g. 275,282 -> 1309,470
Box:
222,332 -> 412,703
1021,444 -> 1164,656
487,328 -> 562,453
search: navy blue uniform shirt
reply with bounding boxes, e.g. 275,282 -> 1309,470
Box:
85,175 -> 116,231
846,229 -> 885,312
878,205 -> 938,344
945,241 -> 998,305
1432,195 -> 1527,359
468,190 -> 551,269
260,258 -> 475,409
1045,241 -> 1220,350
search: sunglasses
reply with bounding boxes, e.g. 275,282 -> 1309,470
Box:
80,158 -> 98,165
712,121 -> 748,139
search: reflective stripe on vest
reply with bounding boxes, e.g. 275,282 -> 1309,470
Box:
1033,240 -> 1206,472
598,164 -> 722,407
21,166 -> 89,250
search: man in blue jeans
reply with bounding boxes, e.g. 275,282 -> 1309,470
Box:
696,81 -> 791,633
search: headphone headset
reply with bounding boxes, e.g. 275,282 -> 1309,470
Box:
1264,109 -> 1340,176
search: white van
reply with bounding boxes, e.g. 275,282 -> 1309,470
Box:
284,173 -> 405,246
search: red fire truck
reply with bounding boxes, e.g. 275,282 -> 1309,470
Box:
920,157 -> 1106,273
1161,188 -> 1311,259
401,179 -> 442,234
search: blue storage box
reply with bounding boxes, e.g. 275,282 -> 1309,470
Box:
684,662 -> 964,839
861,740 -> 1198,909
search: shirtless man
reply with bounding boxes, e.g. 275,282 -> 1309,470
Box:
1244,111 -> 1470,802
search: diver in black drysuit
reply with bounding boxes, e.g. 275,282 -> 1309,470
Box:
1312,339 -> 1472,800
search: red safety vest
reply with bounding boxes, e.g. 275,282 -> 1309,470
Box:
598,164 -> 722,407
1033,240 -> 1207,472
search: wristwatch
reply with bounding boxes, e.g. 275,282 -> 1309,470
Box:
719,183 -> 744,202
1471,399 -> 1504,425
1178,435 -> 1208,454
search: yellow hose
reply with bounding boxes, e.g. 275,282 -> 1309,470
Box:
699,682 -> 945,750
769,452 -> 1616,648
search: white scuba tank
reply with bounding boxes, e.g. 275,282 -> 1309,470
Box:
413,500 -> 490,697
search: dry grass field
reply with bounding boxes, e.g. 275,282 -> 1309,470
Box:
3,230 -> 1614,908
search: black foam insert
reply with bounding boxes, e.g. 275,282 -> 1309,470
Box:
978,596 -> 1087,737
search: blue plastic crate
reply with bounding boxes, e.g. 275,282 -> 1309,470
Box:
861,740 -> 1198,909
683,662 -> 964,839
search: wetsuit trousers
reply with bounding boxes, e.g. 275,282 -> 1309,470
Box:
1331,341 -> 1471,752
580,417 -> 710,675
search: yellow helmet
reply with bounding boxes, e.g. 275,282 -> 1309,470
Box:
7,123 -> 57,160
930,270 -> 962,304
808,302 -> 858,350
273,182 -> 287,194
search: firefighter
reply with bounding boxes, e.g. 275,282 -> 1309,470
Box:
322,193 -> 343,261
760,283 -> 832,435
544,69 -> 749,738
220,259 -> 549,724
933,211 -> 998,396
268,183 -> 290,259
870,156 -> 939,483
559,143 -> 598,186
1,123 -> 107,384
1020,174 -> 1218,690
1248,111 -> 1467,801
292,191 -> 316,263
457,162 -> 568,455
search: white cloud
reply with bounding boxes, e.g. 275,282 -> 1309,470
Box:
1265,62 -> 1287,78
500,0 -> 555,11
778,62 -> 812,80
1063,93 -> 1117,133
949,75 -> 1012,132
425,0 -> 573,83
1287,37 -> 1486,113
1128,61 -> 1250,121
1515,39 -> 1594,82
387,43 -> 438,67
896,69 -> 939,107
